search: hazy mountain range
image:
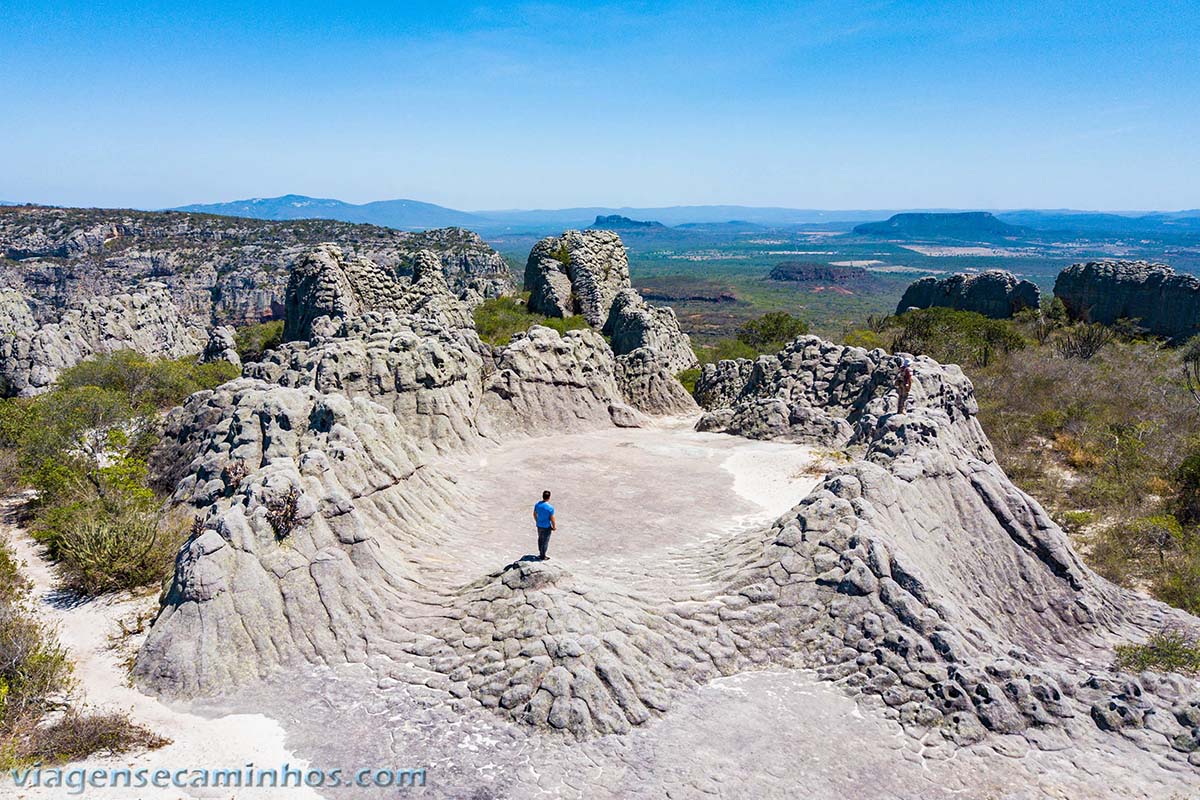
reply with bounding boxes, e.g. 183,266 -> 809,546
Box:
3,194 -> 1197,239
169,195 -> 1200,238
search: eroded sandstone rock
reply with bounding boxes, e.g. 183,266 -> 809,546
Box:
524,230 -> 631,326
1053,260 -> 1200,341
897,270 -> 1040,319
0,283 -> 205,396
604,288 -> 697,373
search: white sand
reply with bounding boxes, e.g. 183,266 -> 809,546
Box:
2,498 -> 321,800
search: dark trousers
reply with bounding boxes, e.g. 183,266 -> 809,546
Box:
537,527 -> 553,558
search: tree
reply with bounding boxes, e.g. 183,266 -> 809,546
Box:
735,312 -> 808,350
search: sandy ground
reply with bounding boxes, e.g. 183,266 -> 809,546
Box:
1,497 -> 323,800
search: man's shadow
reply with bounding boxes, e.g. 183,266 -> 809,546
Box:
488,554 -> 543,579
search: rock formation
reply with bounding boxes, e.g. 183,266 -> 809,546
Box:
604,288 -> 697,374
1053,260 -> 1200,341
524,230 -> 631,326
0,283 -> 206,396
691,335 -> 1200,754
0,205 -> 513,328
896,270 -> 1041,318
614,347 -> 698,416
132,243 -> 1200,778
201,325 -> 241,368
137,246 -> 654,695
769,261 -> 869,285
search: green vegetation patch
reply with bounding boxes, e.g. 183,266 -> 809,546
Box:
234,319 -> 284,362
0,351 -> 234,597
693,311 -> 810,365
1115,631 -> 1200,676
473,296 -> 590,346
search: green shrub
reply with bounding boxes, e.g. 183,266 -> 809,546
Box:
841,329 -> 885,350
676,368 -> 701,395
234,320 -> 284,362
1115,630 -> 1200,675
1153,544 -> 1200,617
694,337 -> 759,363
888,307 -> 1025,368
0,540 -> 73,750
54,507 -> 183,595
58,351 -> 237,411
472,296 -> 590,346
736,311 -> 808,350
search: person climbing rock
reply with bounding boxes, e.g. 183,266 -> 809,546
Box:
533,490 -> 556,560
895,356 -> 913,413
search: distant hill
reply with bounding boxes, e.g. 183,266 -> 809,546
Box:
174,194 -> 488,231
589,214 -> 665,230
997,209 -> 1200,235
853,212 -> 1026,241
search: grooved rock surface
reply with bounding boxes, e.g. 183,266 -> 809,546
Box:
0,283 -> 205,396
282,243 -> 471,341
614,347 -> 699,415
132,248 -> 1200,795
524,230 -> 631,326
604,287 -> 697,373
897,270 -> 1041,318
1053,260 -> 1200,341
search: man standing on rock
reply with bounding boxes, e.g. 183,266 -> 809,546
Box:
895,356 -> 913,413
533,490 -> 556,560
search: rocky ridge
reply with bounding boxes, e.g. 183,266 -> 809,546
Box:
690,338 -> 1200,761
0,205 -> 513,327
0,283 -> 206,395
897,269 -> 1041,319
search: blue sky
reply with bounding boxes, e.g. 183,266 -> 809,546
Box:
2,1 -> 1197,210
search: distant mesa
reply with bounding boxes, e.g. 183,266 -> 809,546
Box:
768,261 -> 868,285
589,214 -> 666,230
854,212 -> 1026,241
1053,260 -> 1200,342
897,270 -> 1040,319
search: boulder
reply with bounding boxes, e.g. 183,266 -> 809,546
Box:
1053,260 -> 1200,341
201,325 -> 241,368
524,230 -> 631,326
614,347 -> 699,415
896,270 -> 1040,319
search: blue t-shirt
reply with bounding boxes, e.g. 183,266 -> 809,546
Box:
534,501 -> 555,529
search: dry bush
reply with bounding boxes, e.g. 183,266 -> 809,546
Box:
14,711 -> 168,765
267,486 -> 302,540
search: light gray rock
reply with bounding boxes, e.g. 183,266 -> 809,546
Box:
604,288 -> 697,373
614,347 -> 698,415
0,283 -> 206,396
201,325 -> 241,368
0,205 -> 513,327
135,247 -> 1200,773
524,230 -> 631,326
